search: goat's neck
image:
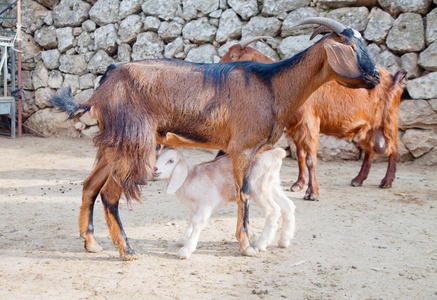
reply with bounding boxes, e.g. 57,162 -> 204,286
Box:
270,43 -> 331,119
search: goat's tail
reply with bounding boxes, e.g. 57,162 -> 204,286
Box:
93,98 -> 157,204
50,87 -> 90,119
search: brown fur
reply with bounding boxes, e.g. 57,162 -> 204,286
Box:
220,41 -> 406,200
52,29 -> 379,259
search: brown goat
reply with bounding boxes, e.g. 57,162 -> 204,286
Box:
221,37 -> 406,201
50,18 -> 380,260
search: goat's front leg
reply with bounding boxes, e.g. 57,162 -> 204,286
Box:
230,151 -> 258,257
380,150 -> 397,188
291,145 -> 306,192
101,175 -> 137,261
177,208 -> 212,259
177,212 -> 195,246
304,152 -> 319,200
79,158 -> 110,253
351,151 -> 374,187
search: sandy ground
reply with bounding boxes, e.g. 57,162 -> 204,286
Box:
0,135 -> 436,299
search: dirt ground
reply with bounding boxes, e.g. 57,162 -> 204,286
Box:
0,136 -> 436,299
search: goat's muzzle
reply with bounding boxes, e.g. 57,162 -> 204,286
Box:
364,68 -> 380,89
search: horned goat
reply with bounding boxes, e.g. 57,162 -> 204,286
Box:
153,147 -> 295,259
220,36 -> 406,201
50,17 -> 380,260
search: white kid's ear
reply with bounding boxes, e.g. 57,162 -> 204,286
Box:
166,159 -> 188,194
325,41 -> 362,79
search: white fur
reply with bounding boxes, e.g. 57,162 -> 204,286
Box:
154,148 -> 296,259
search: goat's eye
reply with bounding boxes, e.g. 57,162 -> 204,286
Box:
167,159 -> 174,164
231,55 -> 237,60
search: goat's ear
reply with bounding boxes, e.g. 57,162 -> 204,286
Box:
166,160 -> 188,194
393,68 -> 407,87
325,41 -> 362,79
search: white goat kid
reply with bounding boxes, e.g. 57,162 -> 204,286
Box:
153,148 -> 296,259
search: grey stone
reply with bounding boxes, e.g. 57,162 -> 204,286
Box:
53,0 -> 91,27
262,0 -> 310,16
48,70 -> 63,89
119,0 -> 142,20
399,99 -> 437,130
317,135 -> 359,161
118,44 -> 132,62
209,9 -> 222,18
87,50 -> 116,74
317,0 -> 377,8
367,43 -> 381,58
94,24 -> 118,55
119,15 -> 143,44
32,61 -> 48,90
401,53 -> 420,79
36,0 -> 60,10
18,0 -> 49,29
62,74 -> 80,94
281,7 -> 318,37
79,111 -> 98,126
82,20 -> 96,32
40,11 -> 54,26
79,73 -> 96,90
364,8 -> 394,43
22,71 -> 34,90
21,91 -> 38,119
278,35 -> 322,59
407,72 -> 437,99
131,32 -> 165,60
164,37 -> 185,58
242,16 -> 282,38
228,0 -> 258,20
426,8 -> 437,45
144,16 -> 161,31
374,49 -> 401,75
142,0 -> 181,21
89,0 -> 120,26
185,44 -> 217,63
416,147 -> 437,166
24,108 -> 80,137
326,7 -> 369,32
250,41 -> 280,62
22,33 -> 43,61
430,99 -> 437,111
56,27 -> 75,53
34,26 -> 57,49
378,0 -> 432,16
77,31 -> 93,53
401,128 -> 437,157
35,87 -> 55,109
81,125 -> 100,138
181,0 -> 219,20
158,21 -> 183,41
216,9 -> 242,43
418,41 -> 437,71
386,13 -> 425,53
59,54 -> 87,75
75,89 -> 95,103
41,49 -> 61,70
182,18 -> 217,43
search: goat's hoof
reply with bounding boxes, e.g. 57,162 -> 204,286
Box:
242,246 -> 258,257
120,252 -> 138,261
350,180 -> 363,187
255,241 -> 267,252
85,241 -> 103,253
290,184 -> 303,192
177,247 -> 192,259
304,193 -> 318,201
379,182 -> 392,189
278,240 -> 290,248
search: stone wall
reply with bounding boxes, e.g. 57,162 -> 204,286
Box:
3,0 -> 437,164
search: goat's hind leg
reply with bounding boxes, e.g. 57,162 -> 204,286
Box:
79,160 -> 110,253
272,188 -> 296,248
101,175 -> 137,261
351,151 -> 374,187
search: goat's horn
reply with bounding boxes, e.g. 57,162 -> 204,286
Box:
310,25 -> 331,40
239,36 -> 271,48
294,17 -> 347,35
